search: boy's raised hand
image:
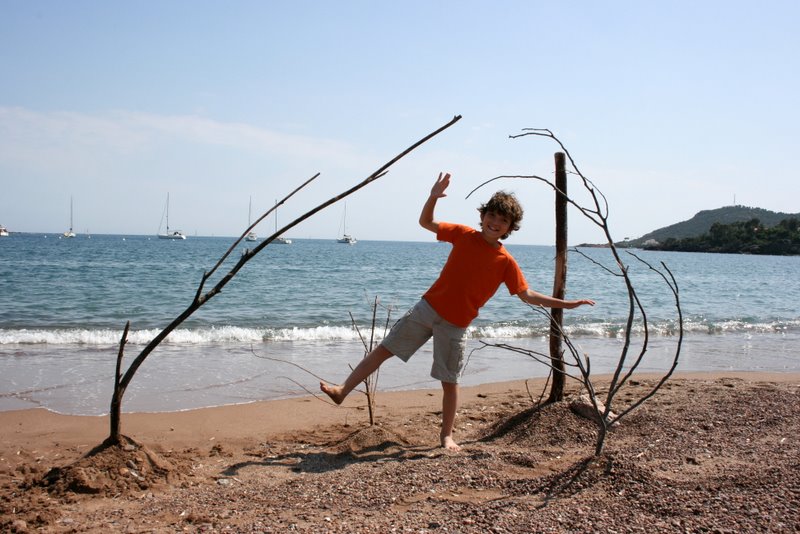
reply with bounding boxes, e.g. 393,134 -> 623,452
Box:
431,172 -> 451,198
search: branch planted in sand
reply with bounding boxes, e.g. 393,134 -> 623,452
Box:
108,115 -> 462,444
250,294 -> 395,421
348,295 -> 394,426
471,129 -> 683,456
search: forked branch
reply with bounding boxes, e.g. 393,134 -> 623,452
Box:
471,129 -> 682,456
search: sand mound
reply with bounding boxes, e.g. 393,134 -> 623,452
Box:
38,437 -> 193,498
483,400 -> 599,448
330,424 -> 411,457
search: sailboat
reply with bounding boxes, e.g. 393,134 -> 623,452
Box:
157,193 -> 186,240
245,197 -> 258,242
336,202 -> 356,244
63,196 -> 76,238
274,200 -> 291,244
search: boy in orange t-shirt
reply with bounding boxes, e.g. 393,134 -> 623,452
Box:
321,172 -> 595,451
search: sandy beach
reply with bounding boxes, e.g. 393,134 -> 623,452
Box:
2,371 -> 798,532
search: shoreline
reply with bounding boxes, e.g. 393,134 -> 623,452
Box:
3,370 -> 798,452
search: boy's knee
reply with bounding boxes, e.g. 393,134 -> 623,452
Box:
441,381 -> 459,392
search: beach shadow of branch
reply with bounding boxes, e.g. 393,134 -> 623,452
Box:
221,430 -> 440,476
477,404 -> 545,443
486,454 -> 613,510
470,395 -> 614,504
530,455 -> 596,508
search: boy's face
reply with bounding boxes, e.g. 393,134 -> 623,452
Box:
480,210 -> 512,241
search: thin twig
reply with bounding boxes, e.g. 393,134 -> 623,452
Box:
275,376 -> 356,408
250,347 -> 330,383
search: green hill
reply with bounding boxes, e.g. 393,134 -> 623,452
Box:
623,206 -> 800,248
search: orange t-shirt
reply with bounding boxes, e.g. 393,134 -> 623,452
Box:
423,223 -> 529,327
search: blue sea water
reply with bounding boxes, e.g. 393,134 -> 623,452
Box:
1,232 -> 798,415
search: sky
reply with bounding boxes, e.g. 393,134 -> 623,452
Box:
1,1 -> 799,245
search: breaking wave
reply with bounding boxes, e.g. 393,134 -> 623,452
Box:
2,317 -> 797,346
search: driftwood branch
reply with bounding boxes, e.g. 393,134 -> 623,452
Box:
108,321 -> 131,445
470,128 -> 683,456
108,115 -> 462,443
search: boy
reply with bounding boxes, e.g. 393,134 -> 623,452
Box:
321,172 -> 595,451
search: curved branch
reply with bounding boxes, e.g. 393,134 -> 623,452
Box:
611,258 -> 683,423
511,129 -> 610,220
466,174 -> 604,227
471,127 -> 683,455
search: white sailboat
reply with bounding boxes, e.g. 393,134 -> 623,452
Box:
157,193 -> 186,240
63,196 -> 76,238
336,202 -> 356,244
245,197 -> 258,242
274,200 -> 291,244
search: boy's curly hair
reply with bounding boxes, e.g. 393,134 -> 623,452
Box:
478,191 -> 523,240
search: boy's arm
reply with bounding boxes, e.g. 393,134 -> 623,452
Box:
419,172 -> 450,234
517,288 -> 596,309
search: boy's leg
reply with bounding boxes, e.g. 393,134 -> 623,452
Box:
320,344 -> 394,404
440,381 -> 461,451
322,299 -> 433,404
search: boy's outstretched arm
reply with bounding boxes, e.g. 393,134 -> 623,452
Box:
517,288 -> 595,309
419,172 -> 450,234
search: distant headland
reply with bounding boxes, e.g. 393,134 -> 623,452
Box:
580,206 -> 800,255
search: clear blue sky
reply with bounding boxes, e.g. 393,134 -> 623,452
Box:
2,1 -> 798,244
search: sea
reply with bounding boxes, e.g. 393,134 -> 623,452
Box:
1,233 -> 798,416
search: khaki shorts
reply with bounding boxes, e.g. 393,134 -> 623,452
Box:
381,298 -> 467,383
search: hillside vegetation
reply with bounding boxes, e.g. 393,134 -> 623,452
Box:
618,206 -> 800,254
624,206 -> 799,247
651,217 -> 800,255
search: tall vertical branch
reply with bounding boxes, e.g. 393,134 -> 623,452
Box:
548,152 -> 569,402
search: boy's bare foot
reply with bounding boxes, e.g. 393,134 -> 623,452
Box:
441,435 -> 462,452
320,381 -> 345,405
